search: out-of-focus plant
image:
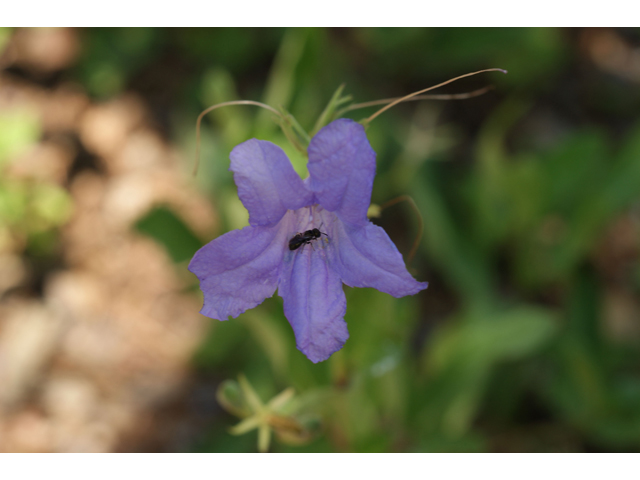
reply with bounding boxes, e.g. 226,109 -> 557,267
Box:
217,374 -> 321,452
408,95 -> 640,450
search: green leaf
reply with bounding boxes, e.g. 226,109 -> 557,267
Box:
256,28 -> 308,136
429,306 -> 558,370
134,206 -> 203,263
419,305 -> 558,436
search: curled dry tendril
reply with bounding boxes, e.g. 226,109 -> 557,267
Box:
193,100 -> 285,176
333,85 -> 494,119
361,68 -> 507,127
193,68 -> 507,175
379,195 -> 424,266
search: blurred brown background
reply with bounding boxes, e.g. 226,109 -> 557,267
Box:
0,28 -> 218,452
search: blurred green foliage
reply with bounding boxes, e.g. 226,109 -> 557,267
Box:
14,27 -> 640,452
0,109 -> 73,256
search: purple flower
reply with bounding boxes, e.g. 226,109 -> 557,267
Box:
189,118 -> 428,363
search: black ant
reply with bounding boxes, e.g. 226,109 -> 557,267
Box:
288,228 -> 329,251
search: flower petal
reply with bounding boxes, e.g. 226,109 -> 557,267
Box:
189,222 -> 289,319
278,247 -> 348,363
329,220 -> 428,297
230,139 -> 313,227
307,118 -> 376,226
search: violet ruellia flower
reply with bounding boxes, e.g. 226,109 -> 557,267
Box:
189,118 -> 428,363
